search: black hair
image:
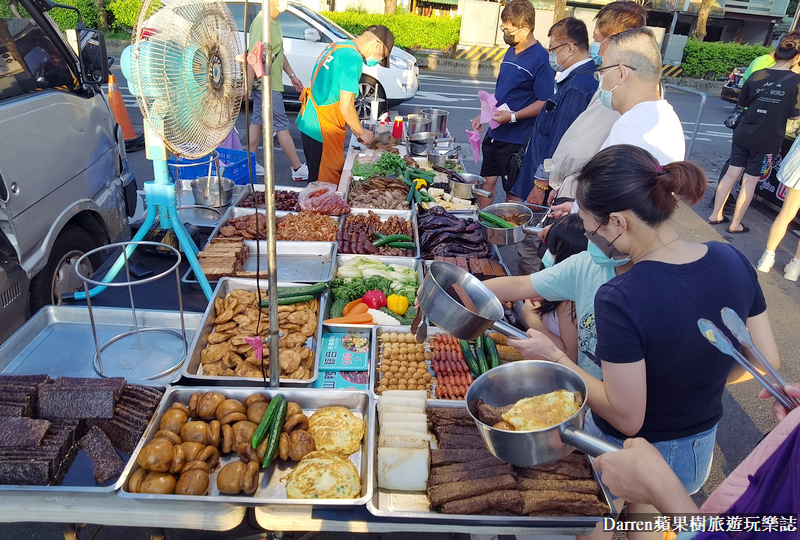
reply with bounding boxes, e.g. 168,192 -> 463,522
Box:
535,214 -> 587,320
775,34 -> 800,61
575,145 -> 706,227
548,17 -> 589,51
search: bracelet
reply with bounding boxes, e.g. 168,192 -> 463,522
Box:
534,179 -> 549,191
554,353 -> 570,364
289,73 -> 296,78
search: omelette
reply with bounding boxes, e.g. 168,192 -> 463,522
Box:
502,390 -> 581,431
285,450 -> 361,499
308,406 -> 366,455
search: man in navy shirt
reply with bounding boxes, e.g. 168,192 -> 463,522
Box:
471,0 -> 554,207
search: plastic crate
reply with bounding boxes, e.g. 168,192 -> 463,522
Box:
167,149 -> 256,185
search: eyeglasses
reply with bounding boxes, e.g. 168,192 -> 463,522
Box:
592,64 -> 636,81
547,42 -> 572,54
584,222 -> 628,260
500,25 -> 524,36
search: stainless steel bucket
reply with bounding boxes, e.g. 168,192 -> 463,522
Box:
480,202 -> 547,245
190,177 -> 234,208
406,114 -> 431,136
421,108 -> 449,137
465,360 -> 619,466
449,173 -> 492,199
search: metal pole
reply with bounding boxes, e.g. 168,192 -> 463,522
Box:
664,83 -> 707,161
261,0 -> 280,388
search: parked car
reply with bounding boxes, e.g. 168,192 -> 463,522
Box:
0,0 -> 136,343
226,1 -> 419,118
721,66 -> 746,103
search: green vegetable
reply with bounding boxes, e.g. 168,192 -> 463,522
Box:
262,398 -> 288,468
418,189 -> 434,203
374,152 -> 406,174
252,395 -> 283,449
258,294 -> 315,308
413,188 -> 422,204
479,211 -> 516,229
378,305 -> 418,325
330,297 -> 348,319
387,241 -> 417,249
483,335 -> 500,369
333,257 -> 420,304
372,234 -> 413,247
276,283 -> 327,296
460,339 -> 481,377
407,166 -> 435,180
351,162 -> 378,178
474,338 -> 489,374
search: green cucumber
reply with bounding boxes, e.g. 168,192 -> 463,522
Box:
413,188 -> 423,204
483,335 -> 500,369
372,234 -> 413,247
252,394 -> 283,449
474,337 -> 489,374
262,397 -> 288,468
387,241 -> 417,249
419,190 -> 434,203
276,283 -> 327,297
460,339 -> 481,377
258,294 -> 315,308
478,211 -> 516,229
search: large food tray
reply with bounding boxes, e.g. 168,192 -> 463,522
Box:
323,256 -> 423,330
0,305 -> 202,386
182,241 -> 337,286
181,277 -> 326,385
207,207 -> 342,244
366,399 -> 616,526
347,175 -> 412,212
118,386 -> 373,506
338,209 -> 421,259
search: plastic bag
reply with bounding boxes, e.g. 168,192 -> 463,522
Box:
298,182 -> 351,216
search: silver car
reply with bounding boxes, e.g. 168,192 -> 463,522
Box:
226,1 -> 419,118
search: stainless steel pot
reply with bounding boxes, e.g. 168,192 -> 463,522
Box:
449,172 -> 492,199
421,108 -> 449,137
406,114 -> 431,136
465,360 -> 619,466
190,176 -> 234,208
407,132 -> 440,155
418,261 -> 530,341
427,146 -> 460,168
480,202 -> 546,246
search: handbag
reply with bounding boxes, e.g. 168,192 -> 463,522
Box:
502,130 -> 533,193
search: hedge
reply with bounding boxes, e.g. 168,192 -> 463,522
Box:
0,0 -> 97,30
681,39 -> 773,80
107,0 -> 143,31
323,11 -> 460,50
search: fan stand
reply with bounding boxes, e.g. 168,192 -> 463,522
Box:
70,126 -> 214,301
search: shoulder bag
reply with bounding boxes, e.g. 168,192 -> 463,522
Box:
503,129 -> 533,193
725,72 -> 796,130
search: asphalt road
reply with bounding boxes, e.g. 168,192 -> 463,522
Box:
3,69 -> 797,539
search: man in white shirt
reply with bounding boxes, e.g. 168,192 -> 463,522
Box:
596,27 -> 685,163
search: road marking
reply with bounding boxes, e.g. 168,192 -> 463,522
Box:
413,91 -> 480,102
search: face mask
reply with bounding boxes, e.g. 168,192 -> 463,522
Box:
548,52 -> 563,72
365,42 -> 381,67
503,32 -> 520,47
585,227 -> 631,268
596,66 -> 620,110
542,250 -> 556,268
590,37 -> 607,66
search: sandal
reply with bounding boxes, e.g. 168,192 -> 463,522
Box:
726,225 -> 750,234
707,216 -> 730,225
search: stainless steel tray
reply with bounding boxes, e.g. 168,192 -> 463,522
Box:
182,241 -> 337,286
0,306 -> 202,386
181,277 -> 326,385
324,256 -> 423,330
172,180 -> 249,229
235,185 -> 303,211
118,386 -> 374,506
338,209 -> 420,259
346,176 -> 412,212
207,207 -> 342,244
366,399 -> 616,525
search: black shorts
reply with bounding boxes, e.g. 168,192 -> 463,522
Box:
480,135 -> 523,177
729,141 -> 773,177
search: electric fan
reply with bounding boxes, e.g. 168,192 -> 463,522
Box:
73,0 -> 244,301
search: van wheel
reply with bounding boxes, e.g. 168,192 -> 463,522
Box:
29,226 -> 98,314
356,76 -> 387,121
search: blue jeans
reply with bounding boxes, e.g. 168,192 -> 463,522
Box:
585,411 -> 717,495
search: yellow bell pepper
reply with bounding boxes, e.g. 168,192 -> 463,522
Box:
386,294 -> 409,316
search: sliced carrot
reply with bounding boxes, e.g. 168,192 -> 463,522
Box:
348,302 -> 370,316
323,313 -> 374,325
342,299 -> 364,316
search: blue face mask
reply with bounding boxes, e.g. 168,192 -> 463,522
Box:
587,240 -> 631,268
596,66 -> 620,110
542,250 -> 556,268
365,43 -> 382,67
590,38 -> 607,66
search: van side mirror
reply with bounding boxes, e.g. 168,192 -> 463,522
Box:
304,28 -> 321,42
78,28 -> 108,84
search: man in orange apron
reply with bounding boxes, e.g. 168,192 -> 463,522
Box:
297,25 -> 395,184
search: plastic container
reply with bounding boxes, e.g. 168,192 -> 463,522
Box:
168,149 -> 257,185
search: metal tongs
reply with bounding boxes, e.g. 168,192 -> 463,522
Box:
698,308 -> 799,411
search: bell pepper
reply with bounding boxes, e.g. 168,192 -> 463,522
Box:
362,290 -> 387,310
386,294 -> 409,316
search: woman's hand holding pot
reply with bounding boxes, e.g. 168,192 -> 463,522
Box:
506,328 -> 565,363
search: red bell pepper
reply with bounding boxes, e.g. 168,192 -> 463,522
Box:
362,290 -> 387,309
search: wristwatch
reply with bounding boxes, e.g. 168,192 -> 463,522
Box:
510,111 -> 517,123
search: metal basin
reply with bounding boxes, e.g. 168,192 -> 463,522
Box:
190,177 -> 235,208
427,146 -> 460,168
406,114 -> 431,136
421,108 -> 449,137
407,132 -> 439,155
449,172 -> 492,200
480,202 -> 546,245
465,361 -> 619,466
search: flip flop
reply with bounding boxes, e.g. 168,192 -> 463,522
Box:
708,216 -> 730,225
726,225 -> 750,234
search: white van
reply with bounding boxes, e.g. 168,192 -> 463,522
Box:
0,0 -> 135,343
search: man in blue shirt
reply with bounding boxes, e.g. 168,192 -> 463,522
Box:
471,0 -> 554,207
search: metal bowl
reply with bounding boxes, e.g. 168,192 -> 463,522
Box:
406,114 -> 431,136
479,202 -> 545,245
465,361 -> 618,466
407,132 -> 439,155
427,147 -> 460,168
449,173 -> 492,200
190,177 -> 235,208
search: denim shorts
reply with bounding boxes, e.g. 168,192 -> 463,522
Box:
250,90 -> 290,131
584,411 -> 717,495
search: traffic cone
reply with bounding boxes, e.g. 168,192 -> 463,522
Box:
107,74 -> 137,141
